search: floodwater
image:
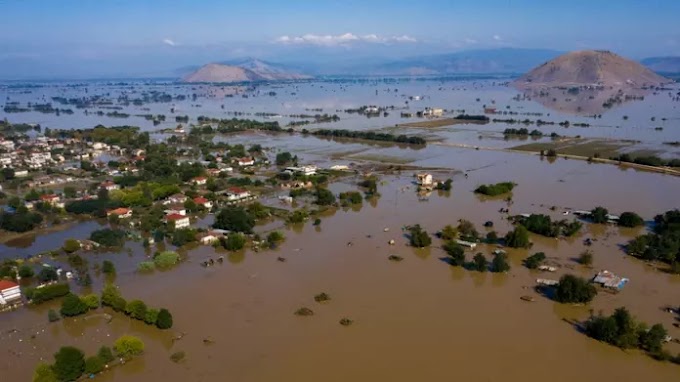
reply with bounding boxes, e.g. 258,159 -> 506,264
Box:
1,78 -> 680,381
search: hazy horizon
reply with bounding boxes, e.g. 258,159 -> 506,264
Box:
1,0 -> 679,79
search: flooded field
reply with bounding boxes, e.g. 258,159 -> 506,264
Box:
1,77 -> 679,381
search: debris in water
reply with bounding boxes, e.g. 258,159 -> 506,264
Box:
314,293 -> 331,303
339,318 -> 354,326
294,307 -> 314,316
388,255 -> 404,262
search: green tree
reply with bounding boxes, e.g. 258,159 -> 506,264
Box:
578,250 -> 594,266
48,309 -> 60,323
213,206 -> 255,233
18,264 -> 35,278
275,152 -> 292,166
38,267 -> 58,283
84,355 -> 104,375
315,188 -> 336,206
472,253 -> 488,272
81,294 -> 99,309
639,323 -> 667,353
555,274 -> 597,304
591,206 -> 609,224
443,241 -> 465,266
33,363 -> 58,382
125,300 -> 148,321
153,251 -> 180,269
114,335 -> 145,358
618,212 -> 644,228
97,346 -> 115,364
144,308 -> 159,325
60,293 -> 89,317
102,260 -> 115,275
156,308 -> 173,329
491,253 -> 511,273
408,224 -> 431,248
524,252 -> 546,269
53,346 -> 85,382
505,225 -> 530,248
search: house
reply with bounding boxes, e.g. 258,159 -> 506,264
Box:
484,107 -> 497,114
165,214 -> 190,229
14,170 -> 29,177
106,207 -> 133,219
236,157 -> 255,167
100,180 -> 120,191
164,205 -> 187,216
166,193 -> 187,205
593,270 -> 629,290
192,176 -> 207,186
422,107 -> 443,117
226,187 -> 251,202
193,196 -> 213,209
40,194 -> 60,205
416,173 -> 434,187
285,165 -> 318,176
197,231 -> 221,245
0,280 -> 21,305
330,165 -> 350,171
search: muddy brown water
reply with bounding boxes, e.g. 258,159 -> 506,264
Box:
1,156 -> 680,381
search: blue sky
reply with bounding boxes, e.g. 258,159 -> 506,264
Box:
1,0 -> 679,78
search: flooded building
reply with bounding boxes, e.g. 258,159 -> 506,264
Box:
0,280 -> 21,306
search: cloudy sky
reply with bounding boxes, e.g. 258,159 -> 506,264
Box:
1,0 -> 679,79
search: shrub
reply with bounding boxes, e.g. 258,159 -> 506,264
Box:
33,362 -> 57,382
153,251 -> 180,269
102,260 -> 115,275
81,294 -> 100,309
37,267 -> 59,283
408,224 -> 431,248
62,239 -> 80,253
578,250 -> 594,266
222,233 -> 246,251
339,191 -> 363,205
443,241 -> 465,266
505,226 -> 530,248
114,335 -> 145,358
156,308 -> 173,329
170,351 -> 186,363
84,355 -> 104,375
474,182 -> 515,196
125,300 -> 148,321
53,346 -> 85,382
144,308 -> 159,325
590,206 -> 609,224
60,293 -> 89,317
472,253 -> 488,272
18,264 -> 34,278
555,274 -> 597,303
137,261 -> 155,272
25,283 -> 70,304
491,253 -> 511,273
48,309 -> 60,323
524,252 -> 546,269
89,229 -> 126,247
97,346 -> 115,364
618,212 -> 644,228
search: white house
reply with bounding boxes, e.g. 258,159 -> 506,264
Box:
164,205 -> 187,216
14,170 -> 29,177
198,231 -> 221,245
193,196 -> 213,209
226,187 -> 251,202
0,280 -> 21,305
106,207 -> 133,219
416,173 -> 433,187
165,214 -> 190,229
100,180 -> 120,191
285,165 -> 317,176
236,157 -> 255,167
192,176 -> 208,185
166,193 -> 187,205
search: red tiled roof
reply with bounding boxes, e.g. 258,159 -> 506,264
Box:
107,207 -> 131,215
227,187 -> 247,194
0,280 -> 19,291
40,194 -> 58,200
194,197 -> 208,204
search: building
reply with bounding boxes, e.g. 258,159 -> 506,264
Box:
164,205 -> 187,216
416,173 -> 433,187
285,165 -> 317,176
197,231 -> 221,245
0,280 -> 21,305
193,196 -> 213,210
422,107 -> 443,117
226,187 -> 251,202
236,157 -> 255,167
100,180 -> 120,191
165,214 -> 190,229
106,207 -> 133,219
39,194 -> 60,205
593,270 -> 629,290
14,170 -> 29,177
166,193 -> 187,205
192,176 -> 207,185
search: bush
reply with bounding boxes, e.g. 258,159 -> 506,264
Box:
144,308 -> 159,325
89,228 -> 126,247
156,308 -> 173,329
505,226 -> 530,248
25,283 -> 70,304
339,191 -> 363,205
137,261 -> 155,272
474,182 -> 515,196
408,224 -> 431,248
315,188 -> 336,206
114,335 -> 145,358
524,252 -> 546,269
81,294 -> 100,309
37,267 -> 58,283
102,260 -> 115,275
213,206 -> 255,233
443,241 -> 465,266
491,253 -> 511,273
97,346 -> 115,364
125,300 -> 148,321
578,250 -> 594,266
62,239 -> 80,253
48,309 -> 60,323
266,231 -> 285,246
472,253 -> 488,272
18,264 -> 34,278
153,251 -> 180,269
222,233 -> 246,251
84,355 -> 104,375
101,283 -> 127,312
53,346 -> 85,382
60,293 -> 89,317
33,362 -> 57,382
618,212 -> 644,228
590,206 -> 609,224
555,274 -> 597,303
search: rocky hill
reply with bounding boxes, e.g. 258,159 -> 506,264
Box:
515,50 -> 671,89
182,59 -> 310,83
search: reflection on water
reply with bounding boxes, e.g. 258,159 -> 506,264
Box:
518,86 -> 652,115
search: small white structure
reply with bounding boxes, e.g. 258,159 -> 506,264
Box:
226,187 -> 251,202
100,180 -> 120,191
236,157 -> 255,167
0,280 -> 21,305
455,239 -> 477,249
285,165 -> 317,176
193,196 -> 213,209
192,176 -> 207,185
416,173 -> 433,187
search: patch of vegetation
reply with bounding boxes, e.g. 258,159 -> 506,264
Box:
408,224 -> 431,248
25,283 -> 71,304
585,307 -> 669,357
626,209 -> 680,268
554,274 -> 597,304
312,129 -> 426,145
504,225 -> 531,248
474,182 -> 515,196
491,252 -> 510,273
524,252 -> 546,269
294,307 -> 314,316
89,229 -> 126,248
314,293 -> 331,303
516,214 -> 582,237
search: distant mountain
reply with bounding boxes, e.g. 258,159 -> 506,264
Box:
182,59 -> 311,83
641,56 -> 680,73
515,50 -> 671,88
369,48 -> 563,75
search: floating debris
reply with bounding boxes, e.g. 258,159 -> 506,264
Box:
388,255 -> 404,262
170,351 -> 186,363
277,257 -> 287,262
295,307 -> 314,316
339,318 -> 354,326
520,295 -> 536,302
314,293 -> 331,303
388,239 -> 396,245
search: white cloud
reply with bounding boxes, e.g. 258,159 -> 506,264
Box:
464,38 -> 478,44
163,38 -> 177,46
275,33 -> 417,46
492,35 -> 502,41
